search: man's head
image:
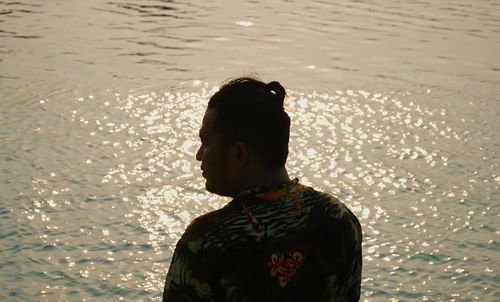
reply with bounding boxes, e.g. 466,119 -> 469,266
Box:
196,77 -> 290,196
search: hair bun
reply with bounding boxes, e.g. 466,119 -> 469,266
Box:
266,81 -> 286,107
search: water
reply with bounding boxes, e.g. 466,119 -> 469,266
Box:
1,0 -> 499,301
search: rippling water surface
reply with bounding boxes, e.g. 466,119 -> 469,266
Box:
1,0 -> 499,301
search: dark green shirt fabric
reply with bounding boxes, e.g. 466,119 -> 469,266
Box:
163,179 -> 362,301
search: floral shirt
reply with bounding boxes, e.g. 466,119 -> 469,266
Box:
163,179 -> 362,301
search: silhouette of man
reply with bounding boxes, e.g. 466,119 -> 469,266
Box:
163,77 -> 362,301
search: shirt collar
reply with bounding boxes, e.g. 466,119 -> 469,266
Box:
235,178 -> 301,200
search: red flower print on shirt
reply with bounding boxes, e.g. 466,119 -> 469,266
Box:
268,249 -> 305,287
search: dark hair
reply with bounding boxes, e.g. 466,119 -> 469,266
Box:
208,77 -> 290,168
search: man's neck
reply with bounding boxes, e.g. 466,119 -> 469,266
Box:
234,167 -> 290,197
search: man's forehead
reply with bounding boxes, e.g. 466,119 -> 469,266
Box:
202,109 -> 217,125
200,109 -> 217,135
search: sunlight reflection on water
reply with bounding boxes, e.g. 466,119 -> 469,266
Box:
2,0 -> 499,299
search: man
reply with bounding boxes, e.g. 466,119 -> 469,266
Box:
163,77 -> 362,301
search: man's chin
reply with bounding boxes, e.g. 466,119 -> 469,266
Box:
204,181 -> 217,194
205,181 -> 232,197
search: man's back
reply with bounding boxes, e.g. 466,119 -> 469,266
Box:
163,179 -> 362,301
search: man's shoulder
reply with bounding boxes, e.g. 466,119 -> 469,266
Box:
303,187 -> 343,210
182,207 -> 224,237
306,187 -> 361,229
177,206 -> 234,253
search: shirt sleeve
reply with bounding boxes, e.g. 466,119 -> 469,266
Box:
320,196 -> 363,301
162,228 -> 214,302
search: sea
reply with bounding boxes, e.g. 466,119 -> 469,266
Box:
0,0 -> 498,301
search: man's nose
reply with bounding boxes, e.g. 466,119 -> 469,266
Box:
196,146 -> 202,161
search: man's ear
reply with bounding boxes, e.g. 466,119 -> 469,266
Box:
230,142 -> 249,168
